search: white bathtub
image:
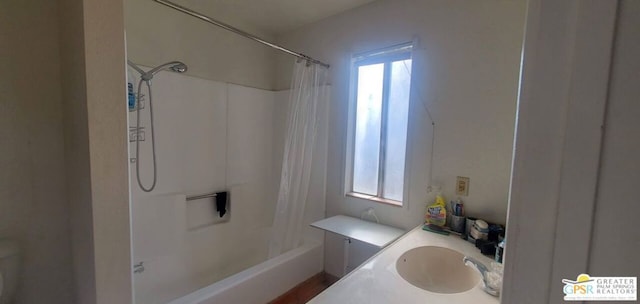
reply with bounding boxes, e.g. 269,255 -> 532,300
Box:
167,241 -> 323,304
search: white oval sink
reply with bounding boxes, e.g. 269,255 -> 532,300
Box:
396,246 -> 480,294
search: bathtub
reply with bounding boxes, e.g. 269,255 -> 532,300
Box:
167,241 -> 323,304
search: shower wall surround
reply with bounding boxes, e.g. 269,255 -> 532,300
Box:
128,70 -> 278,303
128,69 -> 327,303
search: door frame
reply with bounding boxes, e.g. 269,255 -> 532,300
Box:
502,0 -> 618,303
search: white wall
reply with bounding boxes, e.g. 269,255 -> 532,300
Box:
124,0 -> 279,90
2,0 -> 132,303
59,0 -> 133,302
0,1 -> 74,303
81,0 -> 133,302
275,0 -> 525,276
58,0 -> 97,301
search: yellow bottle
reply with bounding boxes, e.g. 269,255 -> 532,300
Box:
425,190 -> 447,226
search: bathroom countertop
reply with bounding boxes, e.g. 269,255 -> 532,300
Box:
308,225 -> 500,304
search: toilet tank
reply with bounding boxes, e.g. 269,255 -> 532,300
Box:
0,239 -> 21,304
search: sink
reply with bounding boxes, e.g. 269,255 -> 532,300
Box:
396,246 -> 480,294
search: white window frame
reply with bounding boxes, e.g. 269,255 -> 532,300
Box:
344,43 -> 413,206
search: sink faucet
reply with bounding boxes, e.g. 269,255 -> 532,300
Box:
463,256 -> 500,297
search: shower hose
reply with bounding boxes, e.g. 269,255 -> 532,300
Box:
135,79 -> 157,192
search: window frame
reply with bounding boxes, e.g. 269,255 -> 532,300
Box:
345,43 -> 414,206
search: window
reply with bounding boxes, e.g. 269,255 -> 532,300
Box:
346,44 -> 413,205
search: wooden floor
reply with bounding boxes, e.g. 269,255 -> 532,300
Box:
268,272 -> 339,304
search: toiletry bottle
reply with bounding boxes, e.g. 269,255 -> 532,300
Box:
425,189 -> 447,226
128,83 -> 135,110
127,67 -> 137,111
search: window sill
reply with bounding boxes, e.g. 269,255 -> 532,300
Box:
346,192 -> 403,207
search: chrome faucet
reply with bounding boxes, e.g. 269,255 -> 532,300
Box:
463,256 -> 500,297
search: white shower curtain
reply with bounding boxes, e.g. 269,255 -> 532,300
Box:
269,60 -> 329,258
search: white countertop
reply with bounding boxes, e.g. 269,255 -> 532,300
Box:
308,225 -> 500,304
310,215 -> 405,248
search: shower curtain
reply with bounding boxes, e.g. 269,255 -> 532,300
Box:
269,60 -> 329,258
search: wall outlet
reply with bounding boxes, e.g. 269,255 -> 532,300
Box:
456,176 -> 470,196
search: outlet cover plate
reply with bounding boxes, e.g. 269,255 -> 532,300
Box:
456,176 -> 470,196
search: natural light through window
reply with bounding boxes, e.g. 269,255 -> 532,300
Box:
348,44 -> 413,204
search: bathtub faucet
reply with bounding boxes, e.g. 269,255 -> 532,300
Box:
133,261 -> 145,274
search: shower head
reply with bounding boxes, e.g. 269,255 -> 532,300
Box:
169,63 -> 188,73
146,61 -> 188,77
127,60 -> 188,81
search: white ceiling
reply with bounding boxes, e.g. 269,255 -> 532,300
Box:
173,0 -> 378,36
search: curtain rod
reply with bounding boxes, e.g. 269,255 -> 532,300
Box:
153,0 -> 330,68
